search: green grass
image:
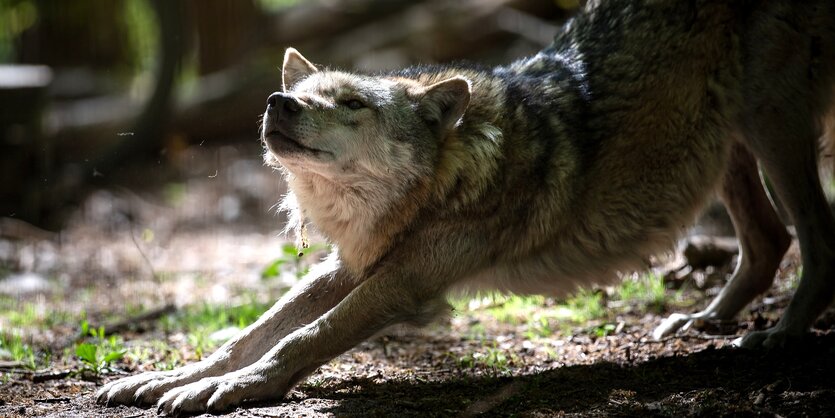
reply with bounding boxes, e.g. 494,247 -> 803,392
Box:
161,298 -> 271,335
0,295 -> 71,372
0,297 -> 273,377
615,273 -> 668,312
139,340 -> 184,371
2,302 -> 74,330
0,240 -> 327,377
112,299 -> 269,365
565,290 -> 607,322
0,332 -> 38,370
62,299 -> 274,374
455,289 -> 608,340
484,295 -> 548,325
454,272 -> 682,343
83,246 -> 324,371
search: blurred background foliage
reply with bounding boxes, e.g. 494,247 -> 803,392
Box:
0,0 -> 577,230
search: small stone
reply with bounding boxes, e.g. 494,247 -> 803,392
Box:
0,272 -> 50,296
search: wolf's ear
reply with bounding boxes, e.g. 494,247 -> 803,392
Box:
282,48 -> 318,91
418,76 -> 471,134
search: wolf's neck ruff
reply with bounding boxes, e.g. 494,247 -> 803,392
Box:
274,50 -> 603,278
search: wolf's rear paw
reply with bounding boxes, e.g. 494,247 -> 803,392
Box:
652,313 -> 695,339
96,370 -> 178,406
736,327 -> 804,350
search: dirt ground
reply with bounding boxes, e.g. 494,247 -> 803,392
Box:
1,144 -> 834,417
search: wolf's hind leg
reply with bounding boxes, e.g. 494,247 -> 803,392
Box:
738,122 -> 835,348
730,1 -> 835,348
653,142 -> 791,339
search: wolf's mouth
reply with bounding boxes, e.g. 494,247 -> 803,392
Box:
264,130 -> 329,158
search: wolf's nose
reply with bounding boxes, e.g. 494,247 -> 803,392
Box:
267,92 -> 301,114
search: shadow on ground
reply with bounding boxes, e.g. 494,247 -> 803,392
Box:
15,323 -> 835,417
231,334 -> 835,417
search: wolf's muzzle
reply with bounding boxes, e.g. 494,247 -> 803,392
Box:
267,92 -> 302,120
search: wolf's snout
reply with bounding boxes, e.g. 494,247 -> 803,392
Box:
267,92 -> 301,118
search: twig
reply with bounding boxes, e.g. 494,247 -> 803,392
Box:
31,370 -> 72,383
102,303 -> 177,335
34,397 -> 71,403
645,333 -> 739,344
0,360 -> 26,370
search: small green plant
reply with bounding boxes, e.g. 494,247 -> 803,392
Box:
131,340 -> 184,371
74,321 -> 126,376
155,349 -> 182,371
261,242 -> 329,280
524,316 -> 554,339
593,323 -> 617,338
482,346 -> 510,370
457,344 -> 513,373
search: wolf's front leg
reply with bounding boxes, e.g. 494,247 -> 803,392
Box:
96,254 -> 358,407
155,266 -> 449,415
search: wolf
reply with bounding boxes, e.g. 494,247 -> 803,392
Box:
97,0 -> 835,414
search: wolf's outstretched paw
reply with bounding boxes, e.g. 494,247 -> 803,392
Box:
96,370 -> 181,406
652,313 -> 696,339
156,367 -> 283,416
156,378 -> 218,416
736,327 -> 804,350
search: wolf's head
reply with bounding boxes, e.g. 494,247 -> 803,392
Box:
262,48 -> 471,184
261,49 -> 474,267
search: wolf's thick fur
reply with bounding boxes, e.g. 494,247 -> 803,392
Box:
98,0 -> 835,414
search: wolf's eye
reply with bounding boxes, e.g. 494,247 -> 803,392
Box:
342,99 -> 366,110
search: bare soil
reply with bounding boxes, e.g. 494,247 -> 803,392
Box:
1,144 -> 833,417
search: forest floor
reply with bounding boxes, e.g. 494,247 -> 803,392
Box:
1,144 -> 834,417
